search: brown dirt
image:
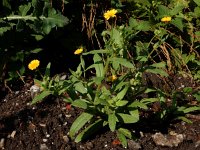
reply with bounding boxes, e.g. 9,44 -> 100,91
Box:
0,74 -> 200,150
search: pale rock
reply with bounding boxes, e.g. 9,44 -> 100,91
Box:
127,140 -> 141,149
152,132 -> 184,147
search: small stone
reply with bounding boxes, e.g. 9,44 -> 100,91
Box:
15,103 -> 19,106
15,91 -> 19,94
128,140 -> 141,149
46,134 -> 50,138
39,123 -> 46,127
10,131 -> 16,138
63,135 -> 69,143
139,131 -> 144,137
30,85 -> 41,99
29,123 -> 36,132
79,145 -> 85,149
85,142 -> 93,149
63,122 -> 68,126
195,140 -> 200,148
152,132 -> 184,147
65,114 -> 71,118
40,144 -> 49,150
43,139 -> 48,142
0,138 -> 5,149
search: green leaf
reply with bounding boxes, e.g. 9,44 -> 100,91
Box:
194,7 -> 200,17
42,8 -> 69,34
194,0 -> 200,6
72,99 -> 88,109
111,28 -> 123,48
183,87 -> 192,93
116,86 -> 129,100
93,54 -> 104,77
135,21 -> 151,31
146,68 -> 168,77
19,3 -> 31,16
129,109 -> 139,122
171,18 -> 184,31
31,90 -> 52,104
92,77 -> 104,85
117,131 -> 127,148
74,82 -> 87,94
0,26 -> 11,35
170,5 -> 184,16
83,50 -> 109,55
117,113 -> 138,123
158,5 -> 170,17
129,18 -> 139,28
30,48 -> 43,53
108,113 -> 117,132
111,57 -> 134,69
128,101 -> 148,109
151,62 -> 166,68
177,116 -> 192,124
44,62 -> 51,78
193,92 -> 200,101
3,0 -> 11,9
69,112 -> 93,139
144,88 -> 156,93
141,98 -> 159,104
182,106 -> 200,113
116,100 -> 128,107
118,128 -> 132,139
75,119 -> 103,143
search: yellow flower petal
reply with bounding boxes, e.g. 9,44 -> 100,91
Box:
104,9 -> 117,20
161,16 -> 171,22
28,59 -> 40,70
74,47 -> 83,55
108,75 -> 117,82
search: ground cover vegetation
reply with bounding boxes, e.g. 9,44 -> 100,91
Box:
0,0 -> 200,149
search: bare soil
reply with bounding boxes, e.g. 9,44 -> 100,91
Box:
0,74 -> 200,150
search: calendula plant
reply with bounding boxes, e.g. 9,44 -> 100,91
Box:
65,9 -> 171,147
66,2 -> 200,147
28,61 -> 72,104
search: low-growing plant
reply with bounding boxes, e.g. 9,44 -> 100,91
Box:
28,61 -> 72,104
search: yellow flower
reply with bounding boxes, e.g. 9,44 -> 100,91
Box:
28,59 -> 40,70
161,16 -> 172,22
108,75 -> 117,82
104,9 -> 117,20
74,47 -> 83,55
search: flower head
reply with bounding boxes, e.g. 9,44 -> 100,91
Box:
74,47 -> 83,55
104,9 -> 117,20
108,75 -> 117,82
28,59 -> 40,70
161,16 -> 171,22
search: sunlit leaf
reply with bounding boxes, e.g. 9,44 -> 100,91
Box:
117,113 -> 139,123
108,113 -> 117,132
69,112 -> 93,139
72,99 -> 88,109
31,90 -> 52,104
75,119 -> 103,143
117,131 -> 127,148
